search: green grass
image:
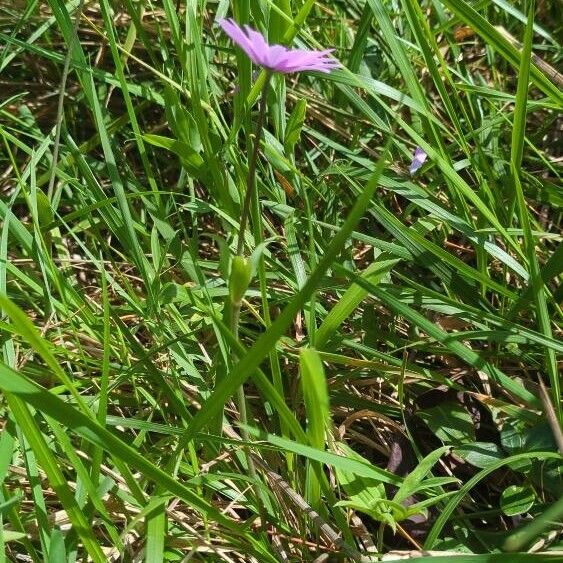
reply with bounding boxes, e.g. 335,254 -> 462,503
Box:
0,0 -> 561,560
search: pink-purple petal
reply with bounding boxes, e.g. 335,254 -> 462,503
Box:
218,19 -> 257,62
277,50 -> 339,73
274,51 -> 312,72
264,45 -> 289,69
218,18 -> 340,75
243,25 -> 271,65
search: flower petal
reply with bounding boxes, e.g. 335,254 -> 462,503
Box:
218,19 -> 341,75
275,48 -> 340,73
409,146 -> 428,175
243,25 -> 272,66
218,18 -> 260,65
264,44 -> 289,69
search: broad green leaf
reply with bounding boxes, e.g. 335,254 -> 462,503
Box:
47,529 -> 66,563
501,485 -> 535,517
332,442 -> 395,530
418,402 -> 475,445
456,443 -> 505,469
35,190 -> 54,228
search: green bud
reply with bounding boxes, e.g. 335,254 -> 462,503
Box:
229,255 -> 252,305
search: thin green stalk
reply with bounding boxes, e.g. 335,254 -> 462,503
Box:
236,71 -> 273,256
228,300 -> 248,442
47,0 -> 85,201
229,72 -> 274,529
228,298 -> 269,526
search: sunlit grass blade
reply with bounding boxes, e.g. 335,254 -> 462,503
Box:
300,348 -> 330,510
507,0 -> 560,421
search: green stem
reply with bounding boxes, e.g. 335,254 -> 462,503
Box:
231,69 -> 272,425
377,521 -> 385,556
229,302 -> 245,432
236,71 -> 272,256
229,296 -> 268,528
229,301 -> 248,431
228,73 -> 274,529
47,0 -> 86,202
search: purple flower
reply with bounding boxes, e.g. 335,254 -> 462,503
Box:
409,146 -> 428,175
218,18 -> 340,74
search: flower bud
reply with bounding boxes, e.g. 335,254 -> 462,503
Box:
229,256 -> 252,305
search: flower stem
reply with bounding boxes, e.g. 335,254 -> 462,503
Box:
228,72 -> 273,531
236,70 -> 272,256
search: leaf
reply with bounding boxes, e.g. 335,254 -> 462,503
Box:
439,0 -> 562,104
2,530 -> 27,543
405,491 -> 458,516
316,257 -> 401,349
0,494 -> 21,517
501,420 -> 557,471
300,349 -> 330,448
500,485 -> 535,516
143,134 -> 205,178
244,427 -> 401,485
163,86 -> 202,151
284,99 -> 307,152
48,529 -> 66,563
0,360 -> 246,537
456,443 -> 505,468
501,420 -> 527,454
394,446 -> 450,503
300,348 -> 330,509
35,190 -> 54,228
6,395 -> 106,562
332,442 -> 395,530
335,499 -> 398,529
418,402 -> 475,445
524,423 -> 558,453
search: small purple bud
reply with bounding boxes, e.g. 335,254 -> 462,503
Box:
409,146 -> 428,175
